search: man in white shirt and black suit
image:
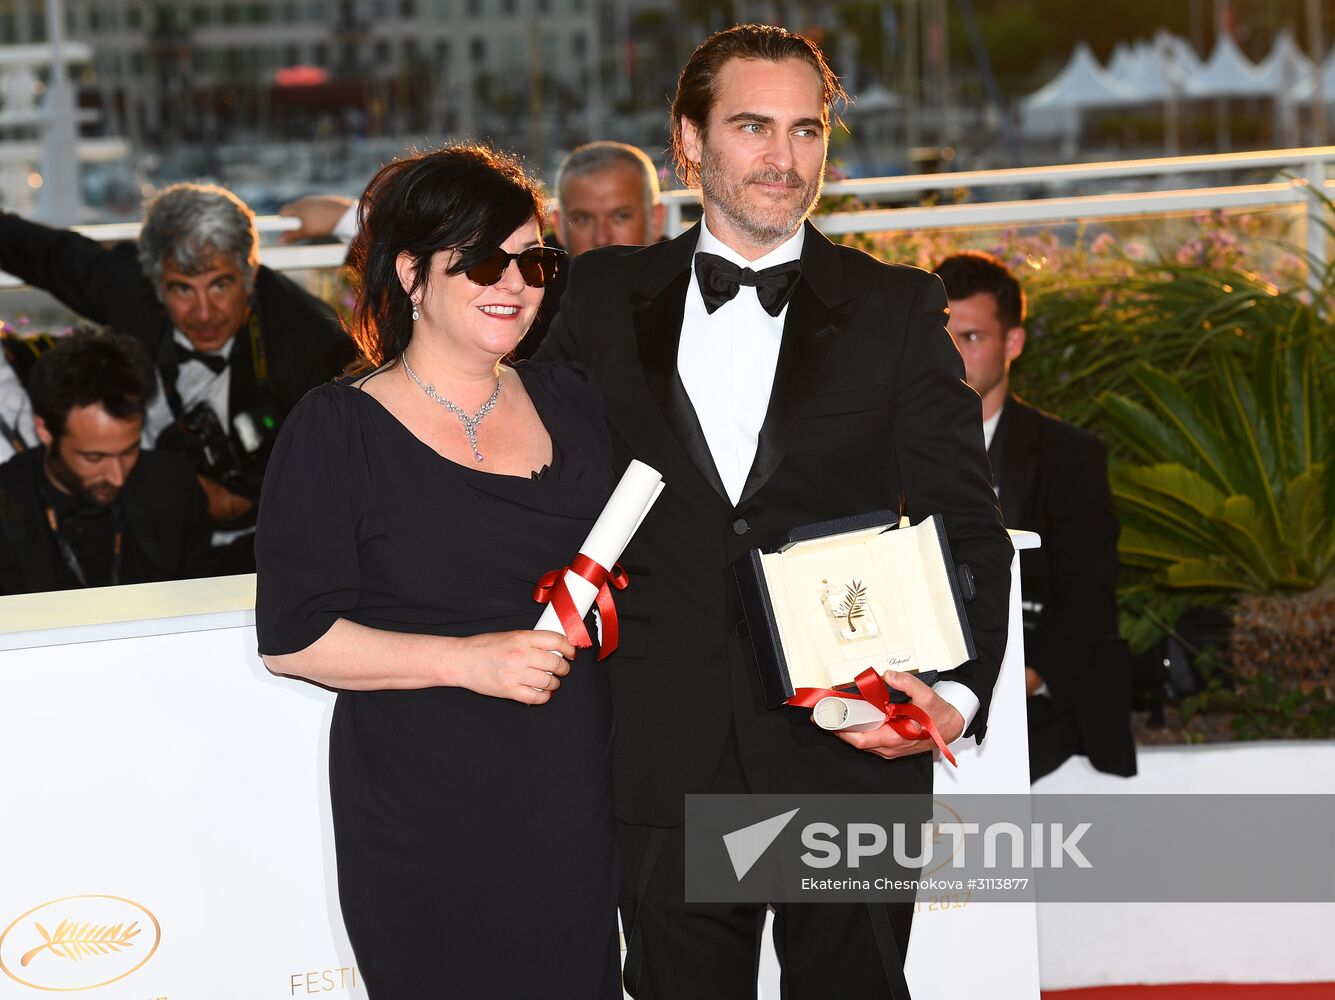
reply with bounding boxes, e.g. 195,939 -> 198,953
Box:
537,24 -> 1013,998
934,250 -> 1136,782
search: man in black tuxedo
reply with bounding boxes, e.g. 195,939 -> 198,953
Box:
934,251 -> 1135,782
0,331 -> 211,595
538,25 -> 1013,998
0,185 -> 357,571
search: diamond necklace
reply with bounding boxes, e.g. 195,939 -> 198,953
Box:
401,354 -> 503,463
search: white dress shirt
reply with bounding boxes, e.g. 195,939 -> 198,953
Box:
678,218 -> 802,505
142,330 -> 234,448
678,217 -> 979,744
982,404 -> 1003,451
142,331 -> 247,546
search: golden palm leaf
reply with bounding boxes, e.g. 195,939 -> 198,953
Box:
20,919 -> 140,967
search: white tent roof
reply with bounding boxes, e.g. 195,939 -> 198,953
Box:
1163,32 -> 1206,77
1022,42 -> 1142,111
1109,43 -> 1139,83
1292,46 -> 1335,101
1189,33 -> 1266,97
1255,29 -> 1315,91
1109,37 -> 1193,100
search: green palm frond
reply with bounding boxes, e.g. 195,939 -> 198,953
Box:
1100,331 -> 1332,596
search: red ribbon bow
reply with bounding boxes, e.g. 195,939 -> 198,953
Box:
532,554 -> 629,661
788,667 -> 958,767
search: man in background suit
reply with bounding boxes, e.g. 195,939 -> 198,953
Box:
539,25 -> 1013,998
935,251 -> 1136,781
518,140 -> 667,358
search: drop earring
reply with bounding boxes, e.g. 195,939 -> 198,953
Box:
411,300 -> 420,322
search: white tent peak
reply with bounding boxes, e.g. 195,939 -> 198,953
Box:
1190,33 -> 1265,97
1022,42 -> 1141,111
1255,28 -> 1315,91
1110,33 -> 1198,99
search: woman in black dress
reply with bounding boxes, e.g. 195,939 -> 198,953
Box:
254,144 -> 621,998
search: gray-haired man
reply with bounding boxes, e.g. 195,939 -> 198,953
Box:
0,185 -> 357,569
551,140 -> 666,256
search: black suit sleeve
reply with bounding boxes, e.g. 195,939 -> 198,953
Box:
1029,431 -> 1120,702
892,274 -> 1013,739
0,212 -> 135,325
532,255 -> 582,364
176,469 -> 216,580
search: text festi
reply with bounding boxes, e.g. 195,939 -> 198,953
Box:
289,968 -> 360,994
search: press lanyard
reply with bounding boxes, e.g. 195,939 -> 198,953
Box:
43,503 -> 123,588
0,413 -> 24,454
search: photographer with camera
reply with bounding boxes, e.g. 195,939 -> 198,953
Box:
0,330 -> 211,596
0,185 -> 357,571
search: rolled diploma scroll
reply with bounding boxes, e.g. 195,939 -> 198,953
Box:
811,696 -> 887,733
534,459 -> 665,640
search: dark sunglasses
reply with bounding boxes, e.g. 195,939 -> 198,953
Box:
464,246 -> 566,288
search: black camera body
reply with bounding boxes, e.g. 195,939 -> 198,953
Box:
156,400 -> 279,501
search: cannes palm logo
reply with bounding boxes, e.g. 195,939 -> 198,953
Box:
722,808 -> 800,880
0,895 -> 161,991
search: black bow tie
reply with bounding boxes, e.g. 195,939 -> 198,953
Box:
175,343 -> 229,375
694,252 -> 801,317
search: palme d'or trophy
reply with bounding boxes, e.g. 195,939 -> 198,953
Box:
734,511 -> 976,735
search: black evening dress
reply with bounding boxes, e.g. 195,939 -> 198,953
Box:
255,361 -> 621,999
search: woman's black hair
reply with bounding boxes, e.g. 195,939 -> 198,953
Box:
347,143 -> 546,367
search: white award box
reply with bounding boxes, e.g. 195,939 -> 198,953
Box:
734,511 -> 976,708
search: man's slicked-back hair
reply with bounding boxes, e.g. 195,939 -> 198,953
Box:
670,23 -> 847,188
934,251 -> 1027,330
348,143 -> 546,367
28,330 -> 158,442
555,141 -> 661,215
138,183 -> 259,295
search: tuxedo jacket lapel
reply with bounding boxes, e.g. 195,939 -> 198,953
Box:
632,229 -> 731,504
738,222 -> 852,506
988,395 -> 1038,526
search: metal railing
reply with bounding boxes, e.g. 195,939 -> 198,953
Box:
4,145 -> 1335,293
657,145 -> 1335,269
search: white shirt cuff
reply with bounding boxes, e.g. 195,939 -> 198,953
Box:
932,679 -> 980,744
333,203 -> 359,243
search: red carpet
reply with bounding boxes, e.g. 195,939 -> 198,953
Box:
1044,986 -> 1335,999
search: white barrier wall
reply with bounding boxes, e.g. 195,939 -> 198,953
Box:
1034,742 -> 1335,989
0,538 -> 1041,1000
1,592 -> 355,1000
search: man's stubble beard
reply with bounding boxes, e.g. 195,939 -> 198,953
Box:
698,133 -> 824,250
45,445 -> 119,506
